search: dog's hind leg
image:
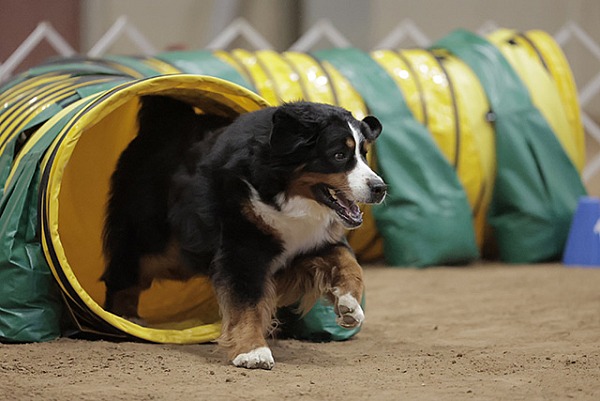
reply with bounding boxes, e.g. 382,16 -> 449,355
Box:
104,284 -> 147,323
102,243 -> 151,321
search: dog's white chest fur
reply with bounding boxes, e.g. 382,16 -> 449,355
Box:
249,191 -> 339,271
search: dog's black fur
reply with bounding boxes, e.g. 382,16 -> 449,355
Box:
102,96 -> 386,369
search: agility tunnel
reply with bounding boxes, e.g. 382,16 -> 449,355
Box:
0,28 -> 586,343
0,63 -> 365,344
155,29 -> 586,265
0,71 -> 270,343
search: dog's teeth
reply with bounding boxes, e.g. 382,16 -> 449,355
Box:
328,188 -> 337,200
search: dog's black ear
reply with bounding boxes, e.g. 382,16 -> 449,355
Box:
362,116 -> 382,141
269,106 -> 319,158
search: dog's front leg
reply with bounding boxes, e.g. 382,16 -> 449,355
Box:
321,245 -> 365,329
217,295 -> 276,370
278,244 -> 365,329
211,251 -> 278,370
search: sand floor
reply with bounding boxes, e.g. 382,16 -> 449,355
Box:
1,263 -> 599,401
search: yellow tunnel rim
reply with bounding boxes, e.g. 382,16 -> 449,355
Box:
40,74 -> 269,343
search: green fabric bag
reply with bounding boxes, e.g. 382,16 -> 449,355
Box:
314,48 -> 478,267
277,295 -> 366,342
435,30 -> 587,262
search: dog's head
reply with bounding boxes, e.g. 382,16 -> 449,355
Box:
268,102 -> 387,229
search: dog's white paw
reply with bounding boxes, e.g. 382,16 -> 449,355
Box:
334,291 -> 364,329
232,347 -> 274,370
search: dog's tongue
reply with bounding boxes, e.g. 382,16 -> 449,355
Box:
336,191 -> 363,227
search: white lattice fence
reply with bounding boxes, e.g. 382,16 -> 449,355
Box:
1,17 -> 599,191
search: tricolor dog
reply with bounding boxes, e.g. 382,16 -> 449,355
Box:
102,97 -> 387,369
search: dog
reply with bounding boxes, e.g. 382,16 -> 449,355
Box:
102,96 -> 387,369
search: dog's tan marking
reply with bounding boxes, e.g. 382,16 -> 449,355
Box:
275,255 -> 331,314
139,239 -> 194,282
107,285 -> 146,319
325,246 -> 364,303
346,136 -> 356,149
287,171 -> 351,201
109,239 -> 193,319
275,245 -> 364,316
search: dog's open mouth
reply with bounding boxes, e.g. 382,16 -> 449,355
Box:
313,184 -> 363,228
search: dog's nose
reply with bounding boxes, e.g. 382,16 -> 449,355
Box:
368,179 -> 387,203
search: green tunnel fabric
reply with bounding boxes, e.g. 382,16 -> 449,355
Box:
314,48 -> 478,267
434,30 -> 587,262
0,154 -> 61,342
156,51 -> 254,90
102,55 -> 167,78
0,67 -> 129,342
0,98 -> 100,342
0,63 -> 135,93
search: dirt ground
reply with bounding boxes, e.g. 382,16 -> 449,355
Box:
1,263 -> 599,401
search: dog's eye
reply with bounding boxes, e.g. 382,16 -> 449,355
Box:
334,152 -> 348,161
